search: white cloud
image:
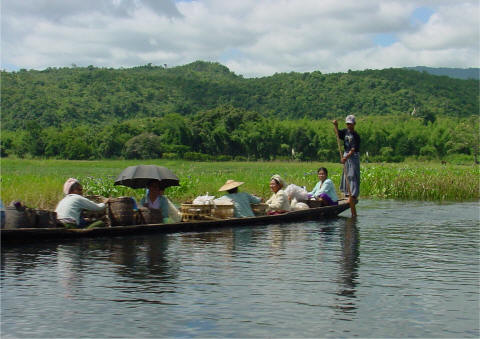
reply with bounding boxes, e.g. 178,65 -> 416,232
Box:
402,3 -> 479,50
1,0 -> 478,76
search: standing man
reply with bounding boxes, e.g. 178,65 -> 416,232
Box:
333,115 -> 360,216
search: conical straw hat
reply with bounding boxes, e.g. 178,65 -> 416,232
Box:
218,179 -> 245,192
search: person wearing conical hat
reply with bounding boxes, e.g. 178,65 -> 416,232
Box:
218,179 -> 262,218
265,174 -> 291,214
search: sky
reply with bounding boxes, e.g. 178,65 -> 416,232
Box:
2,0 -> 479,77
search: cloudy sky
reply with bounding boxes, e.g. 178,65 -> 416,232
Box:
2,0 -> 479,77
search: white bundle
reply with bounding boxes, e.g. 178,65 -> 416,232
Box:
167,199 -> 182,222
285,184 -> 309,202
290,198 -> 309,211
213,196 -> 234,205
192,193 -> 216,205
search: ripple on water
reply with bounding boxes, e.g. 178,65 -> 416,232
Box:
1,200 -> 479,338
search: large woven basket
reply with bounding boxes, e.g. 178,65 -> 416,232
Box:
251,203 -> 268,216
212,204 -> 234,219
136,207 -> 163,224
34,209 -> 58,228
4,206 -> 35,229
85,195 -> 106,203
180,203 -> 212,221
107,197 -> 135,226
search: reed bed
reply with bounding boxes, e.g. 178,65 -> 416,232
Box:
1,159 -> 478,209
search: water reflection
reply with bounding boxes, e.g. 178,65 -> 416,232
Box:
269,225 -> 289,255
104,236 -> 180,281
2,200 -> 478,338
57,245 -> 87,299
335,217 -> 360,312
179,226 -> 270,258
1,243 -> 59,277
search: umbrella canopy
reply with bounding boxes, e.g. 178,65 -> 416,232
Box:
114,165 -> 180,189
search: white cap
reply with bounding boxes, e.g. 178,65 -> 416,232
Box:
345,115 -> 356,124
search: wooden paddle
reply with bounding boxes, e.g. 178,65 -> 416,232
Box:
333,121 -> 357,217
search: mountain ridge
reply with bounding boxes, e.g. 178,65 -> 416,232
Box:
404,66 -> 479,80
1,61 -> 478,130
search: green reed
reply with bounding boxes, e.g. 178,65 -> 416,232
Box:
1,159 -> 478,209
361,164 -> 479,201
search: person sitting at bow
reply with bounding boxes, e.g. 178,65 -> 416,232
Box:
218,179 -> 262,218
55,178 -> 106,229
265,174 -> 291,215
140,180 -> 181,223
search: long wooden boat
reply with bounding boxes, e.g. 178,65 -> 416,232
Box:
1,200 -> 351,245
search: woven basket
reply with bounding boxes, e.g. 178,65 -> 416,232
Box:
180,203 -> 212,221
251,203 -> 268,216
85,195 -> 106,203
108,197 -> 135,226
212,204 -> 234,219
136,207 -> 163,224
4,206 -> 35,229
34,209 -> 58,228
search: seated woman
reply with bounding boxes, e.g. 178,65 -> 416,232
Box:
55,178 -> 106,228
265,174 -> 291,215
308,167 -> 338,206
218,179 -> 262,218
140,180 -> 181,223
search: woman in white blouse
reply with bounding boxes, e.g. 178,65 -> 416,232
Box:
265,174 -> 291,215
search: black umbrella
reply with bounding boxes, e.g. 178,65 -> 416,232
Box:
114,165 -> 180,189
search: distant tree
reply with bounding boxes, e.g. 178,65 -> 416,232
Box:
0,132 -> 14,157
123,133 -> 163,159
446,115 -> 480,163
20,121 -> 45,157
419,145 -> 437,158
64,138 -> 93,160
421,109 -> 436,125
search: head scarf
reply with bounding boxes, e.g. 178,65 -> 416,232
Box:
63,178 -> 79,195
271,174 -> 286,189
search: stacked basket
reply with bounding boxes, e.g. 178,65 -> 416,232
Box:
251,203 -> 268,216
136,207 -> 163,224
180,203 -> 213,221
107,197 -> 135,226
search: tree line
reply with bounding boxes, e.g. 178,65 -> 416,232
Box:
2,106 -> 478,163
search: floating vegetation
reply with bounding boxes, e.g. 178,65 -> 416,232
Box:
1,159 -> 478,209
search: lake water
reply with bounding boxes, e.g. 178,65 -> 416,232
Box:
1,200 -> 479,338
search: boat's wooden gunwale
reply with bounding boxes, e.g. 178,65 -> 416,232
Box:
1,200 -> 350,245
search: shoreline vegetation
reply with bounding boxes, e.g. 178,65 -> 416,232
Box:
2,64 -> 479,164
1,159 -> 478,210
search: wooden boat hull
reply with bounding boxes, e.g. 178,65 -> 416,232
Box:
1,200 -> 351,245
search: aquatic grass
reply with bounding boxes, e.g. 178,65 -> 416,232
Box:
1,159 -> 478,209
360,164 -> 479,201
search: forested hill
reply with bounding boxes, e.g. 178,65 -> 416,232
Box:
2,61 -> 478,130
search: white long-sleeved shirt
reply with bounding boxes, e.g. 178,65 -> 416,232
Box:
266,189 -> 291,212
55,194 -> 105,225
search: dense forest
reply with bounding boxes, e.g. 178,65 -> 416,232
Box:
1,61 -> 479,163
